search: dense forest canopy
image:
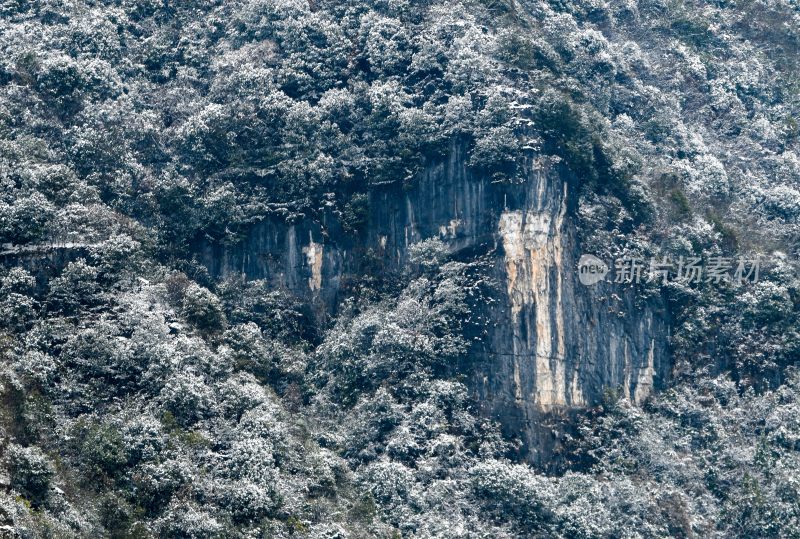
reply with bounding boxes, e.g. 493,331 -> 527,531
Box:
1,0 -> 800,537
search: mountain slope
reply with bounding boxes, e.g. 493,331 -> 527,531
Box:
1,0 -> 799,537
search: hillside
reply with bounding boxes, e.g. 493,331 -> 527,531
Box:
1,0 -> 800,537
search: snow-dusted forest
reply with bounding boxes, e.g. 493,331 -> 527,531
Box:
1,0 -> 800,536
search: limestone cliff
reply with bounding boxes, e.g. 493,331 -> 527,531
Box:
198,143 -> 670,461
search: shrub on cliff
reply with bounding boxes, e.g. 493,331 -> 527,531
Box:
182,284 -> 227,332
7,444 -> 54,508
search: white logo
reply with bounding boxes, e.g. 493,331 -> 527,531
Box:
578,254 -> 609,285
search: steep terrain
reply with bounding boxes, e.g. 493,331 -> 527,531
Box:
199,140 -> 671,463
1,0 -> 800,537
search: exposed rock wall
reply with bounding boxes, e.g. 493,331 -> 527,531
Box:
197,143 -> 670,462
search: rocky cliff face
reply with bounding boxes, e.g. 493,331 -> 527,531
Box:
198,143 -> 670,462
